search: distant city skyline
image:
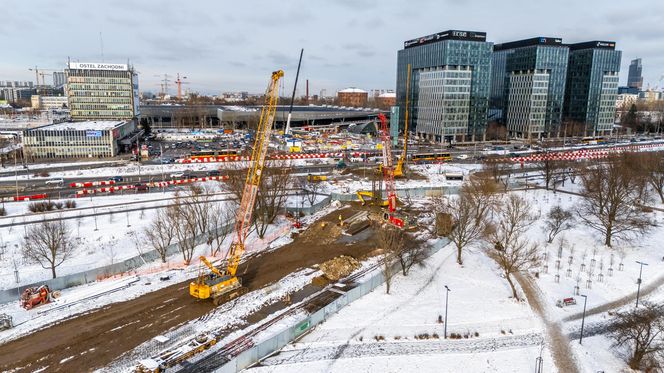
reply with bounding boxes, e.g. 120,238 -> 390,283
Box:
1,0 -> 663,96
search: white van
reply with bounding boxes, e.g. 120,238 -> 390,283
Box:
45,178 -> 64,185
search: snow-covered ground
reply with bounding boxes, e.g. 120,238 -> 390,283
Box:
247,240 -> 556,373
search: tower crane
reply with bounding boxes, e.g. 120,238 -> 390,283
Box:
154,74 -> 171,97
28,66 -> 58,86
190,69 -> 284,305
175,73 -> 189,100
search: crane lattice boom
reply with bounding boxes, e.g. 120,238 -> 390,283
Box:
226,70 -> 284,277
377,113 -> 397,213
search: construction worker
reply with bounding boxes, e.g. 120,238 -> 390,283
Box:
338,214 -> 343,227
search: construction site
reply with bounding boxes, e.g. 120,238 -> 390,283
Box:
0,69 -> 431,373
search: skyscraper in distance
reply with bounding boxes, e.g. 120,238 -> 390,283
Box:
627,58 -> 643,90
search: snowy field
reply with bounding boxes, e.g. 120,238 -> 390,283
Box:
247,240 -> 556,373
0,181 -> 241,289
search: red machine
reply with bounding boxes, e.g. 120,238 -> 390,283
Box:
20,285 -> 54,310
376,113 -> 405,228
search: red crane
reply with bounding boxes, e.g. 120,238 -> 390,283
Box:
377,113 -> 405,228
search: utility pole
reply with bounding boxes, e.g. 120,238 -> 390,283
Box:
636,261 -> 649,307
444,285 -> 450,339
579,294 -> 588,344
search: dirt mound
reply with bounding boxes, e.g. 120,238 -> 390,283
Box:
319,255 -> 360,282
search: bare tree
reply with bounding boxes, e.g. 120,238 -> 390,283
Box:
492,237 -> 540,301
304,180 -> 321,207
610,303 -> 664,370
444,195 -> 492,265
144,208 -> 177,263
381,225 -> 427,276
461,175 -> 500,225
490,195 -> 539,300
544,205 -> 574,244
644,152 -> 664,204
578,156 -> 653,247
254,161 -> 293,238
207,202 -> 234,257
22,218 -> 76,278
379,226 -> 399,294
537,144 -> 568,190
168,193 -> 200,264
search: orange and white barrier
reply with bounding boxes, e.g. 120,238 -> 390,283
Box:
69,180 -> 116,188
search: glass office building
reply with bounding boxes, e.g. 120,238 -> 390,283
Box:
564,41 -> 621,136
493,37 -> 569,139
627,58 -> 643,90
396,30 -> 492,142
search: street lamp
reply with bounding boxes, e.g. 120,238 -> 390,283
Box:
444,285 -> 450,339
579,294 -> 588,345
636,261 -> 649,308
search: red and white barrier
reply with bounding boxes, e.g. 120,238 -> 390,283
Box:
11,193 -> 48,202
69,180 -> 116,188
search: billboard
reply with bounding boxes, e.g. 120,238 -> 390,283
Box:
69,62 -> 128,71
86,130 -> 103,138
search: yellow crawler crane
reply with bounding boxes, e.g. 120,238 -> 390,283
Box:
189,70 -> 284,305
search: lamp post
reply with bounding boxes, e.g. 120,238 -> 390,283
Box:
636,261 -> 649,308
444,285 -> 450,339
579,294 -> 588,345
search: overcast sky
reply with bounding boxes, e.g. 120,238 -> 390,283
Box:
1,0 -> 663,96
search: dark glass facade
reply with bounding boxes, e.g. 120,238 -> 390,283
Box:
396,30 -> 492,141
493,37 -> 569,138
564,41 -> 621,135
627,58 -> 643,90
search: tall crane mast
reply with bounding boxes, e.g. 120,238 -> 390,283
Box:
190,70 -> 284,305
377,113 -> 404,228
175,73 -> 189,100
394,63 -> 411,177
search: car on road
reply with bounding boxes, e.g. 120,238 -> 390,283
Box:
134,183 -> 149,192
456,154 -> 469,160
160,157 -> 174,164
45,178 -> 64,185
206,170 -> 220,177
170,172 -> 184,178
108,176 -> 124,182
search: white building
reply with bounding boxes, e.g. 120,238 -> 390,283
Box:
505,69 -> 550,139
616,93 -> 638,108
415,66 -> 472,141
22,120 -> 136,159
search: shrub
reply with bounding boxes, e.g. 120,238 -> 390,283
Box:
28,201 -> 57,213
65,200 -> 77,209
474,331 -> 479,337
0,206 -> 6,216
432,333 -> 439,339
54,202 -> 63,210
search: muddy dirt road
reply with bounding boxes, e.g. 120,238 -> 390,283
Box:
0,206 -> 379,372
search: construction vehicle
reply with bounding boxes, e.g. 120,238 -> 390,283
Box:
393,64 -> 412,178
356,190 -> 389,207
376,113 -> 405,228
20,285 -> 57,310
189,70 -> 284,305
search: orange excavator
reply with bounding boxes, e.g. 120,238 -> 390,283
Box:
189,70 -> 284,305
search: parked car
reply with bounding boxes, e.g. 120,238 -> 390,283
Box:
109,176 -> 124,182
206,170 -> 220,177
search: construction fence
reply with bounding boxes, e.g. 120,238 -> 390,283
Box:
216,238 -> 450,373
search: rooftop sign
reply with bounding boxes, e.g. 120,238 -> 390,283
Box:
68,62 -> 128,71
404,30 -> 487,49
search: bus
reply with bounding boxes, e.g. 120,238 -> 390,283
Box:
411,152 -> 453,163
189,149 -> 242,159
581,136 -> 607,145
